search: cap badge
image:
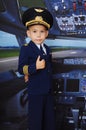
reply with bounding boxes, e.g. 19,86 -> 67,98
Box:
35,8 -> 44,13
35,16 -> 43,21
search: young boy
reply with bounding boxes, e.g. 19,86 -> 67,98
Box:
18,7 -> 56,130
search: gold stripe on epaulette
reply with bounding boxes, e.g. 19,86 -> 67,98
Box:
23,65 -> 29,75
24,43 -> 28,46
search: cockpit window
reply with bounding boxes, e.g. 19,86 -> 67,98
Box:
0,31 -> 19,47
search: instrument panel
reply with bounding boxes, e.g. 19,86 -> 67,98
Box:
52,57 -> 86,105
44,0 -> 86,38
53,70 -> 86,93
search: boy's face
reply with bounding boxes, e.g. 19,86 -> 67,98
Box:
26,25 -> 48,45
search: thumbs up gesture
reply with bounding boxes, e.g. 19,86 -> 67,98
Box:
36,56 -> 45,70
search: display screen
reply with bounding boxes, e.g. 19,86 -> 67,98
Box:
64,58 -> 86,65
66,79 -> 79,92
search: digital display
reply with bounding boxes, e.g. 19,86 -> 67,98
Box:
66,79 -> 79,92
64,58 -> 86,65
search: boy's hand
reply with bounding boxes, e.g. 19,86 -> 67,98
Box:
36,56 -> 45,70
24,74 -> 29,82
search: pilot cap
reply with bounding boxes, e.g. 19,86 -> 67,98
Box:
22,7 -> 53,29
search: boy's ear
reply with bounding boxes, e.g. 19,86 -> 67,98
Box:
26,30 -> 30,37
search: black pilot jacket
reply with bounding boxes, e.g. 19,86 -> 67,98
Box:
18,41 -> 52,95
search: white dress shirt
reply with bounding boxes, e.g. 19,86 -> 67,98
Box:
36,43 -> 47,54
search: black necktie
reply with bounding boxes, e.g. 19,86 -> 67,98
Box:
40,45 -> 45,54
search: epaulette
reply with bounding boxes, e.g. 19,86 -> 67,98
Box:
23,43 -> 28,46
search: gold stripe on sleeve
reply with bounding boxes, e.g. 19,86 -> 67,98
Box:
23,65 -> 29,75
